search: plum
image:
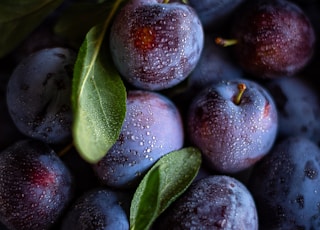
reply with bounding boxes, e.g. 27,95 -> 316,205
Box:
187,34 -> 244,95
109,0 -> 204,90
248,136 -> 320,229
156,175 -> 258,229
187,79 -> 278,173
265,76 -> 320,145
6,47 -> 76,144
61,188 -> 130,230
93,90 -> 184,189
188,0 -> 246,30
231,0 -> 316,78
0,139 -> 74,230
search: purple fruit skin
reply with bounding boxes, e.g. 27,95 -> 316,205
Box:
109,0 -> 204,90
61,189 -> 130,230
0,139 -> 74,230
157,175 -> 258,229
93,90 -> 184,189
187,34 -> 244,93
187,79 -> 278,173
6,47 -> 75,144
232,0 -> 316,78
188,0 -> 246,29
266,77 -> 320,145
249,136 -> 320,229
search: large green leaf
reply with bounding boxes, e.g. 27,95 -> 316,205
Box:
72,0 -> 126,164
130,147 -> 202,230
0,0 -> 63,58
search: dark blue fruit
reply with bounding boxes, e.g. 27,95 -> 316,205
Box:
0,139 -> 74,230
6,47 -> 76,144
156,175 -> 258,229
93,90 -> 184,189
188,0 -> 246,30
248,136 -> 320,229
187,34 -> 244,94
61,188 -> 130,230
265,76 -> 320,145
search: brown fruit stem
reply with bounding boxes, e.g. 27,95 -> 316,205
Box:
215,37 -> 238,47
234,83 -> 246,105
163,0 -> 188,3
58,142 -> 74,157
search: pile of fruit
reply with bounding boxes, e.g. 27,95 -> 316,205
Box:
0,0 -> 320,229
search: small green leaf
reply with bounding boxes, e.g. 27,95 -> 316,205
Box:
130,147 -> 202,230
72,0 -> 126,164
0,0 -> 63,58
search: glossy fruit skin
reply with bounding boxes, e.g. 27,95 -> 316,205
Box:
232,0 -> 315,78
93,90 -> 184,189
187,79 -> 278,173
61,188 -> 130,230
187,34 -> 244,94
6,47 -> 75,144
248,136 -> 320,229
0,139 -> 74,230
156,175 -> 258,230
265,77 -> 320,145
109,0 -> 204,91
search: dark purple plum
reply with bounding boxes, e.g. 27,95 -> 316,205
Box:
10,20 -> 70,65
0,70 -> 25,151
265,76 -> 320,145
187,34 -> 244,94
188,0 -> 246,30
231,0 -> 316,78
156,175 -> 258,229
61,188 -> 130,230
93,90 -> 184,189
248,136 -> 320,229
0,139 -> 74,230
109,0 -> 204,90
6,47 -> 76,144
187,79 -> 278,173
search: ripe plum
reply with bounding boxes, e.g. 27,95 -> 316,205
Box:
249,136 -> 320,229
231,0 -> 316,78
109,0 -> 204,90
156,175 -> 258,229
6,47 -> 76,144
266,76 -> 320,145
93,90 -> 184,189
61,188 -> 130,230
0,139 -> 74,230
187,79 -> 278,173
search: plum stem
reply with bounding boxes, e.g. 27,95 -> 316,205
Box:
58,142 -> 74,157
215,37 -> 238,47
234,83 -> 246,105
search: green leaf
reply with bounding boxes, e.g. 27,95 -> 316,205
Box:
54,1 -> 114,48
130,147 -> 202,230
0,0 -> 63,58
72,0 -> 126,164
